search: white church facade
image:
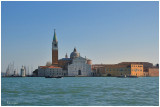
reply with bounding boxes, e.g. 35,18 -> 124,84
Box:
67,48 -> 92,76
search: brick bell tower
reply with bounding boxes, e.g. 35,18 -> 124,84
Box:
52,29 -> 58,66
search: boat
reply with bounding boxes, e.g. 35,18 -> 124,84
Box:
45,76 -> 63,78
117,75 -> 127,78
54,76 -> 63,78
127,76 -> 138,78
117,75 -> 138,78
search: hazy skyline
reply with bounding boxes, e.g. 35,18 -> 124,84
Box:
2,1 -> 159,73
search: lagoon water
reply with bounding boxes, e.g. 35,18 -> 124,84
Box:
1,77 -> 159,106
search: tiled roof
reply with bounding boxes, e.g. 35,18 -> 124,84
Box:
119,62 -> 153,65
39,66 -> 48,68
149,66 -> 159,69
59,58 -> 72,61
39,66 -> 61,69
48,66 -> 61,68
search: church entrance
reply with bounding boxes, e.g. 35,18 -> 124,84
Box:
78,70 -> 81,75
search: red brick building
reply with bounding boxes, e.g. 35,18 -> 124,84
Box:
148,67 -> 159,77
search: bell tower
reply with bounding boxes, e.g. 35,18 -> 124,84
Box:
52,29 -> 58,65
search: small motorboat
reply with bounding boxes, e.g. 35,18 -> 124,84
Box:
54,76 -> 63,78
117,75 -> 127,78
45,76 -> 52,78
117,75 -> 138,78
127,76 -> 138,78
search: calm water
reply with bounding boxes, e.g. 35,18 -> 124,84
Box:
1,77 -> 159,106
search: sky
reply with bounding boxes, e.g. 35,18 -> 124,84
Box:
1,1 -> 159,73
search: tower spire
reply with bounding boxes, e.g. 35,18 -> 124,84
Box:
53,29 -> 57,42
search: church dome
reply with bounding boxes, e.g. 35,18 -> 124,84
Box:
70,48 -> 80,59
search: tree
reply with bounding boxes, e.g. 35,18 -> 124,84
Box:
156,64 -> 159,67
32,69 -> 38,76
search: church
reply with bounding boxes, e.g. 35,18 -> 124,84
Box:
38,30 -> 92,77
67,48 -> 92,76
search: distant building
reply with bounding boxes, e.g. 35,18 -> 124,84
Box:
143,71 -> 149,77
92,62 -> 156,77
92,64 -> 131,77
119,62 -> 153,72
21,66 -> 26,77
38,66 -> 63,77
91,64 -> 105,76
131,64 -> 143,76
103,64 -> 131,77
148,67 -> 159,77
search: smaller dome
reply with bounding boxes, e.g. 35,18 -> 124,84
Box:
70,48 -> 80,59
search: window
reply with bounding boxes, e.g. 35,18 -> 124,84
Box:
78,70 -> 81,75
